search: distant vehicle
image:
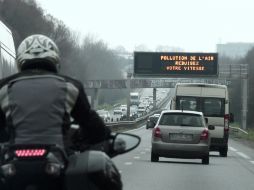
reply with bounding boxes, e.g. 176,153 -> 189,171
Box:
130,105 -> 138,120
120,104 -> 127,116
137,105 -> 146,117
146,114 -> 160,129
170,83 -> 233,157
130,92 -> 140,105
113,108 -> 123,121
97,109 -> 111,122
151,110 -> 214,164
148,96 -> 153,104
113,108 -> 123,115
0,20 -> 17,79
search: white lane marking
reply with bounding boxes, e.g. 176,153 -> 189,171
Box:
229,147 -> 237,152
124,162 -> 133,165
250,161 -> 254,165
140,151 -> 146,154
236,152 -> 251,160
134,156 -> 140,159
145,148 -> 150,151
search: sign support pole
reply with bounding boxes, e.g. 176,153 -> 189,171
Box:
153,88 -> 157,110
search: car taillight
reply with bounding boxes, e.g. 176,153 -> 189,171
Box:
200,129 -> 209,140
15,149 -> 46,158
224,114 -> 229,132
153,127 -> 162,138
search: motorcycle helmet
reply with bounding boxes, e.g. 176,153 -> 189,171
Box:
16,34 -> 60,72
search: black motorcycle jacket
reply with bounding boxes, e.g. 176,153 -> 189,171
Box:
0,69 -> 111,148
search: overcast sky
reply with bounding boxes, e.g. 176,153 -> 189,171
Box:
37,0 -> 254,52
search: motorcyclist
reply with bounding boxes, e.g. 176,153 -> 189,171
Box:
0,34 -> 122,189
0,34 -> 110,148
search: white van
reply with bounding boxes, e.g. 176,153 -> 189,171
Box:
171,83 -> 232,157
130,92 -> 140,105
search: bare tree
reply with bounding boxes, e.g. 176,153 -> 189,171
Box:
0,0 -> 128,106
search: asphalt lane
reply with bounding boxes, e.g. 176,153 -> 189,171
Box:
113,126 -> 254,190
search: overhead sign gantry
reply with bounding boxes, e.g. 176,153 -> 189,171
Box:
134,52 -> 218,77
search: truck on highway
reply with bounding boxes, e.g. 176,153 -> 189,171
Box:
170,83 -> 234,157
0,20 -> 17,78
130,92 -> 140,105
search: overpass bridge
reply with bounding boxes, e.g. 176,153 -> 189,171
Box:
83,78 -> 231,89
85,64 -> 248,129
84,63 -> 247,89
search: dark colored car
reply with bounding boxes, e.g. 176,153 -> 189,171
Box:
146,114 -> 160,129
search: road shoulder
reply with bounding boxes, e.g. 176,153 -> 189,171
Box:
231,137 -> 254,149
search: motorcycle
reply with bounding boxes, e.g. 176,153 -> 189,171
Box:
0,132 -> 141,190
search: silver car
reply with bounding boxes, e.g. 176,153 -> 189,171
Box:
151,110 -> 214,164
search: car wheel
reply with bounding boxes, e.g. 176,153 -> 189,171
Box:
202,155 -> 209,165
219,147 -> 228,157
151,152 -> 159,162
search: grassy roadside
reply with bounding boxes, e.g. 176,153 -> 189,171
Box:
240,129 -> 254,141
96,104 -> 114,111
230,122 -> 254,142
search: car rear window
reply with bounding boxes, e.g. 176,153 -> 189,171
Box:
203,98 -> 225,117
176,97 -> 198,111
176,96 -> 225,117
159,113 -> 204,127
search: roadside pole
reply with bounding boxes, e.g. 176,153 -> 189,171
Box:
91,88 -> 99,110
126,73 -> 132,120
241,78 -> 248,130
153,88 -> 157,110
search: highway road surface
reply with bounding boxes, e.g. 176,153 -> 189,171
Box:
113,126 -> 254,190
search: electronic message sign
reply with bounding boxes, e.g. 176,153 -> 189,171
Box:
134,52 -> 218,77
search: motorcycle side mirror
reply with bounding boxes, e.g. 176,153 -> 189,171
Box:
110,133 -> 141,157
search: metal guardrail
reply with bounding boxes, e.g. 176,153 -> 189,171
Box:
106,93 -> 170,132
229,126 -> 248,138
229,126 -> 249,141
106,108 -> 164,132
